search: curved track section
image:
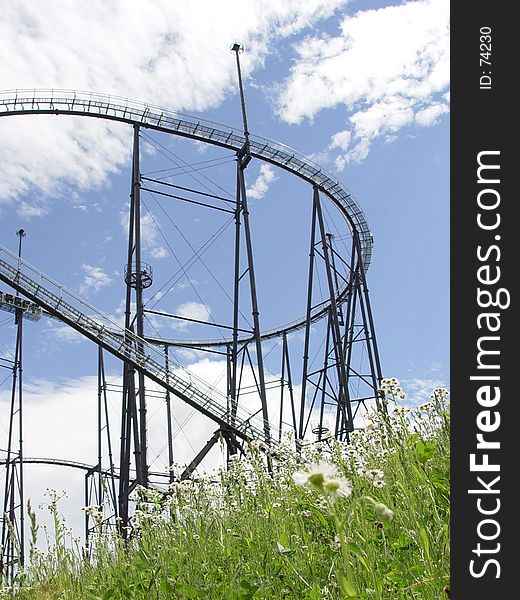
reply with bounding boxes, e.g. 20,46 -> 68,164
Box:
0,89 -> 373,346
0,89 -> 372,268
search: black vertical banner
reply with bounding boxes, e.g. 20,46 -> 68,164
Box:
452,3 -> 515,598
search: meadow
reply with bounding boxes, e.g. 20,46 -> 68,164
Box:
2,381 -> 450,599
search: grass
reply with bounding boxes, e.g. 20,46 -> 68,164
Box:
2,383 -> 450,599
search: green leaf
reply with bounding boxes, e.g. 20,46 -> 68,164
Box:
313,508 -> 330,529
416,440 -> 435,463
386,571 -> 406,585
240,579 -> 259,599
169,563 -> 179,579
392,534 -> 413,550
420,527 -> 431,561
337,571 -> 357,598
407,433 -> 420,445
308,583 -> 322,600
102,589 -> 115,600
160,579 -> 174,594
346,543 -> 363,556
346,542 -> 370,571
176,583 -> 201,599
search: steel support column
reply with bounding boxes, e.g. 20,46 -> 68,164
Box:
279,333 -> 298,444
314,186 -> 353,434
0,230 -> 26,581
118,125 -> 146,534
229,165 -> 242,433
299,190 -> 318,444
164,346 -> 175,482
236,156 -> 271,444
132,125 -> 148,485
0,311 -> 24,579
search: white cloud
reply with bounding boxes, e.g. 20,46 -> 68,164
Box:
194,141 -> 209,155
16,200 -> 49,218
246,164 -> 278,199
141,212 -> 166,257
0,0 -> 348,207
0,115 -> 129,211
173,301 -> 211,331
151,245 -> 168,259
330,129 -> 351,151
45,323 -> 85,345
119,208 -> 168,260
79,263 -> 112,295
276,0 -> 449,166
0,359 -> 289,540
0,372 -> 225,542
401,376 -> 448,406
415,102 -> 449,127
177,301 -> 211,321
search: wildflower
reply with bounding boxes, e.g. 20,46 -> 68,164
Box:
81,505 -> 104,523
247,440 -> 268,452
292,463 -> 352,499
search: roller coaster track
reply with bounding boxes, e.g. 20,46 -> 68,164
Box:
0,244 -> 272,444
0,89 -> 373,347
0,457 -> 169,481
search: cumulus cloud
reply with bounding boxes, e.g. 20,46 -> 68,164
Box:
275,0 -> 449,167
119,209 -> 168,260
0,358 -> 295,539
0,0 -> 348,206
0,372 -> 226,541
177,301 -> 211,321
401,376 -> 448,406
173,301 -> 211,331
246,164 -> 278,199
151,245 -> 168,259
45,323 -> 85,345
79,263 -> 112,295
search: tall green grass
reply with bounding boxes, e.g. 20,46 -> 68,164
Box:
2,383 -> 450,599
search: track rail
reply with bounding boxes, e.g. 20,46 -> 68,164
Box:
0,457 -> 170,481
0,89 -> 373,347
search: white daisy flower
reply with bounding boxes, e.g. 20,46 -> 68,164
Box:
292,463 -> 352,499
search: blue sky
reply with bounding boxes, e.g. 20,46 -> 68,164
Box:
0,0 -> 449,535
